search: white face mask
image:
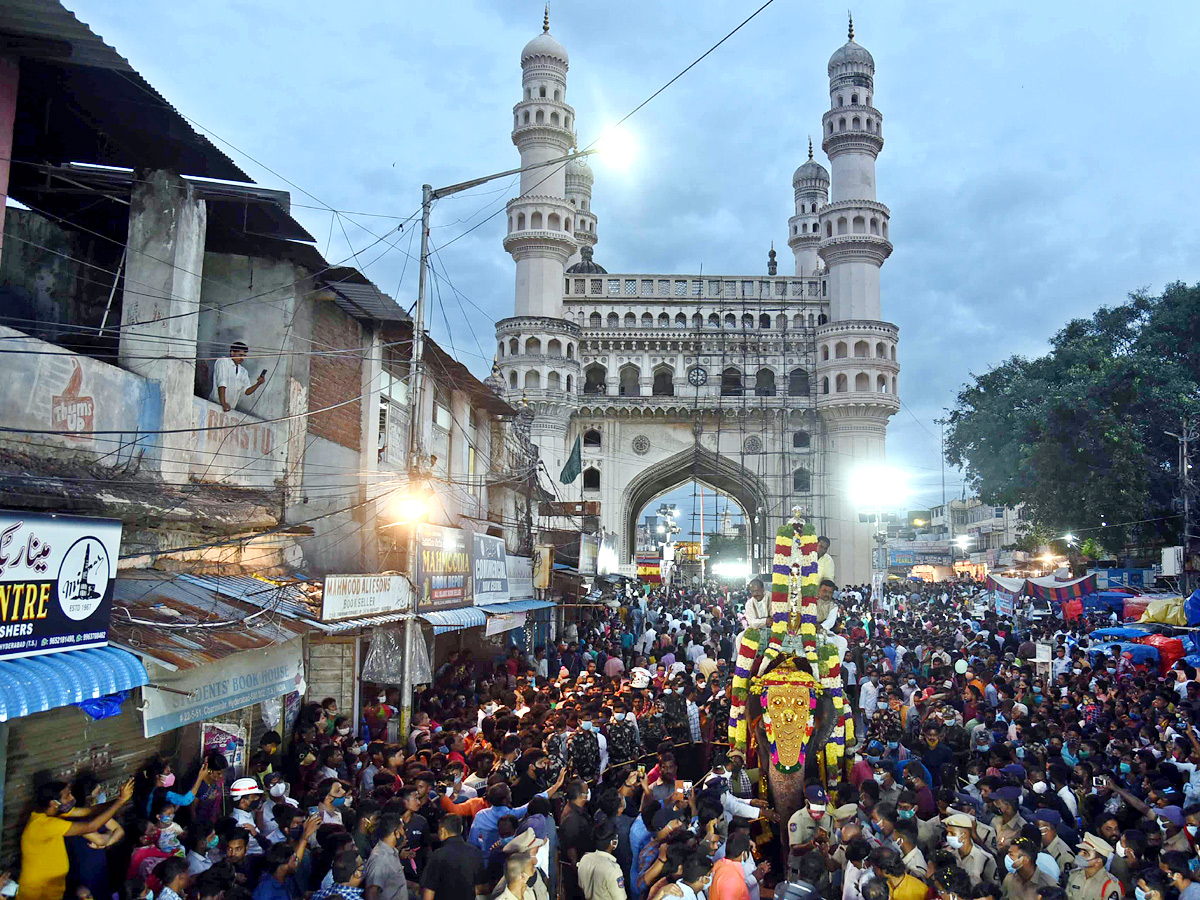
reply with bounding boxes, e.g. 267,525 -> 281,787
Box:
947,835 -> 964,850
1114,842 -> 1126,858
1032,781 -> 1048,794
967,774 -> 980,785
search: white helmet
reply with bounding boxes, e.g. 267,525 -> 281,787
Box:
230,777 -> 263,798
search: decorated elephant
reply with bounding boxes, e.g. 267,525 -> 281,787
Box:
727,514 -> 855,865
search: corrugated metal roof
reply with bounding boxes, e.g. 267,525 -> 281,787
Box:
419,607 -> 486,635
110,572 -> 308,671
319,268 -> 410,324
179,573 -> 416,634
0,0 -> 250,182
0,646 -> 147,723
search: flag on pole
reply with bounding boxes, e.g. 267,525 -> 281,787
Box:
559,436 -> 582,484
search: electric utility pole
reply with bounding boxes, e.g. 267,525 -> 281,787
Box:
1168,416 -> 1197,597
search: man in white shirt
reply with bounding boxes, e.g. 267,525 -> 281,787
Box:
210,341 -> 265,411
816,535 -> 836,585
859,671 -> 880,718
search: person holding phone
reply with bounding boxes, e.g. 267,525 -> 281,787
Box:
210,341 -> 266,412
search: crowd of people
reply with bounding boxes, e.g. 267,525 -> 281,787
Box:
12,571 -> 1200,900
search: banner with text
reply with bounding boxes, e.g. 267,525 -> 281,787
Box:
321,574 -> 411,621
0,510 -> 121,660
507,555 -> 535,601
141,638 -> 305,737
414,524 -> 470,612
472,534 -> 510,605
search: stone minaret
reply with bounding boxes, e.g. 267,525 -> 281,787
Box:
815,15 -> 900,586
787,137 -> 829,276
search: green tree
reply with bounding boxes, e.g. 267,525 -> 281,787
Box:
945,282 -> 1200,550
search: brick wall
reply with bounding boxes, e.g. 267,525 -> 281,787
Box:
309,301 -> 362,450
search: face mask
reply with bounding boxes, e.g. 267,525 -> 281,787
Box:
333,796 -> 347,807
873,772 -> 887,785
1135,889 -> 1148,900
1074,853 -> 1091,869
1032,781 -> 1047,794
1188,825 -> 1199,837
947,835 -> 963,850
1005,856 -> 1018,873
1073,668 -> 1082,675
206,834 -> 220,850
1115,842 -> 1126,858
1120,762 -> 1132,774
144,893 -> 155,900
967,774 -> 980,785
337,727 -> 350,736
887,741 -> 898,750
1079,751 -> 1091,759
162,773 -> 176,789
809,806 -> 825,819
1016,746 -> 1026,759
581,721 -> 593,732
158,814 -> 174,825
58,800 -> 75,814
898,809 -> 915,820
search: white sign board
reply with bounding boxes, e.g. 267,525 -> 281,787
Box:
507,555 -> 534,601
141,638 -> 305,737
0,511 -> 122,660
321,574 -> 411,621
486,611 -> 526,636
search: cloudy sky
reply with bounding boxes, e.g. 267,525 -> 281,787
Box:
75,0 -> 1200,531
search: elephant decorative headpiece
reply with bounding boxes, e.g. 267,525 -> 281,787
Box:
727,512 -> 852,776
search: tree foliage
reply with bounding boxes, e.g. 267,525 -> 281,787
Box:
945,281 -> 1200,550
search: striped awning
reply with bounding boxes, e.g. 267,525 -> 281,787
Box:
418,607 -> 487,635
0,646 -> 148,723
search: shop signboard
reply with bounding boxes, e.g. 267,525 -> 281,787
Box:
321,574 -> 411,621
533,545 -> 553,589
472,534 -> 510,605
141,638 -> 305,737
485,611 -> 526,636
579,534 -> 599,576
507,555 -> 535,601
414,524 -> 469,612
0,510 -> 121,660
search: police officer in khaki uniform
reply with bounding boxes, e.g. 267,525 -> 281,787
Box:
1066,833 -> 1124,900
1034,810 -> 1075,875
788,785 -> 832,880
944,813 -> 998,887
578,820 -> 626,900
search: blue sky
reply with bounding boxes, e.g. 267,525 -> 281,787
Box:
74,0 -> 1200,532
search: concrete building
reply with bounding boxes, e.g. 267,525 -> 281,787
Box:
494,15 -> 899,585
0,0 -> 537,856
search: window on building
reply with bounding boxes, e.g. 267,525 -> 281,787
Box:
793,430 -> 810,449
583,467 -> 600,491
652,366 -> 674,396
788,368 -> 810,396
583,429 -> 602,447
721,367 -> 743,397
793,467 -> 812,492
754,368 -> 776,396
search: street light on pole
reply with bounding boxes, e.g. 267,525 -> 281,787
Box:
399,141 -> 623,734
850,464 -> 909,603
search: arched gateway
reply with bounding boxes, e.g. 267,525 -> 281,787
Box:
619,445 -> 770,562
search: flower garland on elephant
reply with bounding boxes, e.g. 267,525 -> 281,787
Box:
727,518 -> 853,775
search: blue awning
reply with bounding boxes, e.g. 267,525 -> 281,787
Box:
419,607 -> 487,635
475,598 -> 555,614
0,646 -> 148,723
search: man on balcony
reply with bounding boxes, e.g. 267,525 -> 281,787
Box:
211,341 -> 265,412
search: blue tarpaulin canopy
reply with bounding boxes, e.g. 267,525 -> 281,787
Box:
1085,641 -> 1160,665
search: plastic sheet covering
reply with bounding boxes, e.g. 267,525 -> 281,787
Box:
361,624 -> 432,686
1139,597 -> 1187,626
75,690 -> 128,721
